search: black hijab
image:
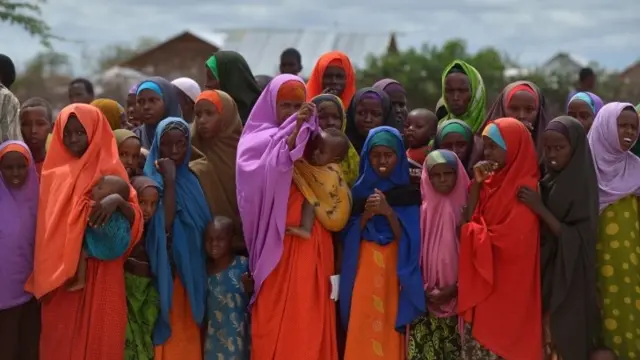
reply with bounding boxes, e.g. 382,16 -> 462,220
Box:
540,116 -> 599,360
213,51 -> 261,123
345,87 -> 396,154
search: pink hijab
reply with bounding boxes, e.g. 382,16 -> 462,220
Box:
420,149 -> 470,316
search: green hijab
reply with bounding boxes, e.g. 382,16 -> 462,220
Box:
440,60 -> 486,134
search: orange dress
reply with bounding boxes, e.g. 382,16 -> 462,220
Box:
251,185 -> 338,360
344,240 -> 403,360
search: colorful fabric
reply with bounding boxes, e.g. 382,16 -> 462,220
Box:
190,90 -> 244,254
236,74 -> 317,302
250,185 -> 338,360
91,98 -> 123,130
311,94 -> 360,187
458,118 -> 541,359
125,272 -> 160,360
433,119 -> 474,170
440,60 -> 486,133
0,141 -> 38,309
277,80 -> 306,102
420,149 -> 469,317
406,146 -> 429,170
143,117 -> 212,344
171,77 -> 201,103
0,84 -> 22,142
26,103 -> 143,298
482,123 -> 506,150
205,55 -> 219,80
292,159 -> 351,232
209,51 -> 261,123
408,315 -> 461,360
587,102 -> 640,211
568,91 -> 603,115
505,83 -> 539,108
306,51 -> 356,107
204,256 -> 250,360
345,88 -> 397,153
461,324 -> 500,359
340,126 -> 425,331
84,211 -> 131,260
540,116 -> 599,360
435,97 -> 448,120
133,77 -> 182,149
597,195 -> 640,359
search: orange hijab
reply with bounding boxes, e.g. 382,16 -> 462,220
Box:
305,51 -> 356,107
458,118 -> 542,359
26,104 -> 143,298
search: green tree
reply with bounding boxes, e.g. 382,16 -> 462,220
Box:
0,0 -> 54,46
11,50 -> 73,106
88,37 -> 158,72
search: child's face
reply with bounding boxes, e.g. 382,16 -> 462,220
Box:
404,112 -> 436,148
91,179 -> 111,201
20,106 -> 51,153
205,225 -> 232,260
307,132 -> 345,166
0,151 -> 29,188
428,163 -> 457,195
138,186 -> 159,222
62,115 -> 88,158
482,136 -> 507,170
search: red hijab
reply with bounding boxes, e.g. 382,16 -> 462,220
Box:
458,117 -> 542,359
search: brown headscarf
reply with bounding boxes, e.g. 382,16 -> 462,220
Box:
485,81 -> 550,156
189,90 -> 244,253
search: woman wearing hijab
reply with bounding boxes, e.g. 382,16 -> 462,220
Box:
311,93 -> 360,187
143,117 -> 212,360
435,98 -> 449,121
373,78 -> 408,131
408,149 -> 469,360
459,118 -> 541,359
339,126 -> 425,360
91,98 -> 124,130
516,116 -> 599,360
306,51 -> 357,107
587,102 -> 640,358
190,90 -> 244,254
433,119 -> 474,177
134,77 -> 182,149
566,91 -> 603,134
486,81 -> 550,155
237,74 -> 344,360
345,87 -> 397,154
204,50 -> 261,123
114,129 -> 142,179
0,141 -> 40,360
126,83 -> 141,129
171,77 -> 201,123
440,60 -> 486,133
26,103 -> 144,360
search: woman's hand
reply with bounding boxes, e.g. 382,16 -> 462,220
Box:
296,102 -> 316,128
472,160 -> 498,183
155,158 -> 176,182
517,186 -> 543,214
365,189 -> 393,217
88,194 -> 123,228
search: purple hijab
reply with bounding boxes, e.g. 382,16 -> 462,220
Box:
0,141 -> 39,309
236,74 -> 317,302
567,91 -> 604,115
587,102 -> 640,211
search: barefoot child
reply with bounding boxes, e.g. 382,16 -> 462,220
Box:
204,216 -> 252,360
68,174 -> 132,291
287,127 -> 350,239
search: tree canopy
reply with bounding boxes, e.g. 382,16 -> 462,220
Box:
0,0 -> 54,47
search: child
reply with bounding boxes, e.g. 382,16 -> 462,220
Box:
287,128 -> 350,239
19,97 -> 53,175
405,108 -> 438,183
204,216 -> 252,360
67,175 -> 132,291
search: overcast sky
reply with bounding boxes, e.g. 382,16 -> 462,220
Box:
1,0 -> 638,75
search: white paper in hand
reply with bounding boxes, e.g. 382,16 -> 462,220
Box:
330,275 -> 340,301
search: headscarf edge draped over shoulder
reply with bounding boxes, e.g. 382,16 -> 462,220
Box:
345,87 -> 396,154
26,104 -> 143,298
306,51 -> 356,107
209,51 -> 261,123
441,60 -> 486,133
236,74 -> 317,304
339,126 -> 425,331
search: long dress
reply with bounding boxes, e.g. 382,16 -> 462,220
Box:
250,185 -> 338,360
597,195 -> 640,358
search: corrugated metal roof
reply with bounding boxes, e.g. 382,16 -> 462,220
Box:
189,29 -> 394,77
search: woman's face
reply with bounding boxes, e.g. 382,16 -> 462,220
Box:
567,100 -> 594,133
317,101 -> 342,130
368,145 -> 398,178
617,108 -> 639,152
276,99 -> 303,125
194,100 -> 223,140
118,137 -> 142,178
63,115 -> 89,158
505,91 -> 538,130
542,130 -> 571,172
322,66 -> 346,96
137,89 -> 165,126
20,106 -> 51,154
126,94 -> 141,128
388,92 -> 408,124
354,98 -> 384,137
439,133 -> 469,162
204,65 -> 220,91
428,163 -> 457,195
159,129 -> 188,164
0,151 -> 29,188
138,186 -> 159,222
444,73 -> 470,116
482,135 -> 507,169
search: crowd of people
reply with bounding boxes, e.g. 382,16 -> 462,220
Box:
0,46 -> 638,360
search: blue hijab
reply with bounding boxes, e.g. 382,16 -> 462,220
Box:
339,126 -> 425,331
143,117 -> 212,344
